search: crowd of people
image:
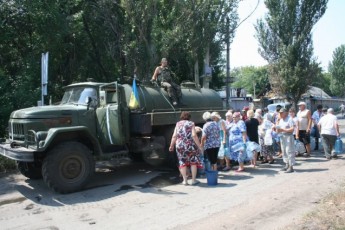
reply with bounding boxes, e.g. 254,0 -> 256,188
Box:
169,102 -> 341,185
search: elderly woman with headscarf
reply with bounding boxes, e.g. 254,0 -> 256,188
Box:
201,112 -> 220,171
259,113 -> 275,164
229,111 -> 248,172
169,111 -> 203,185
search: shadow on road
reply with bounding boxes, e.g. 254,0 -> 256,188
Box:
6,162 -> 185,208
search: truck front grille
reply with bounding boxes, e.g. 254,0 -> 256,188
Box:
9,122 -> 26,141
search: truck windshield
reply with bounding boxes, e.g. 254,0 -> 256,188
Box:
60,87 -> 97,105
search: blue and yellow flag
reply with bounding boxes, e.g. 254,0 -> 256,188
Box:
129,78 -> 139,109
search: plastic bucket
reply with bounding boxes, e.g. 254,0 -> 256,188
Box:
205,170 -> 218,186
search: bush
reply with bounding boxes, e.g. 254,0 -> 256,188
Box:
0,155 -> 17,173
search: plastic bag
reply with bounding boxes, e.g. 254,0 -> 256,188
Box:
310,126 -> 316,137
232,142 -> 245,152
295,140 -> 306,154
264,130 -> 273,146
245,141 -> 261,160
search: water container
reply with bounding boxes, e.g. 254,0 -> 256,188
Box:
204,156 -> 212,171
335,138 -> 343,154
205,170 -> 218,186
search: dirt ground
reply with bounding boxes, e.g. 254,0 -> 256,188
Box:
1,116 -> 345,230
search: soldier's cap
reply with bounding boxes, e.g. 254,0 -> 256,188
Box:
279,108 -> 288,113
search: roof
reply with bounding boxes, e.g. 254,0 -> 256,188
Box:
302,86 -> 331,99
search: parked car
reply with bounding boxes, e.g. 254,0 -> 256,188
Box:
267,102 -> 292,117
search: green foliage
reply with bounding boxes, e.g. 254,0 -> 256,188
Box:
231,66 -> 270,97
0,156 -> 16,173
329,44 -> 345,97
255,0 -> 328,104
0,0 -> 239,138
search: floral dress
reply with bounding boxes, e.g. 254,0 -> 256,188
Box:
202,121 -> 221,150
228,120 -> 247,163
175,120 -> 202,168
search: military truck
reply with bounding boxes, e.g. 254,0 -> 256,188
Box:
0,80 -> 225,193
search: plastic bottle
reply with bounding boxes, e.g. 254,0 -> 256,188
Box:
334,137 -> 343,154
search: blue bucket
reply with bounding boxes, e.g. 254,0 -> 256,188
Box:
205,170 -> 218,186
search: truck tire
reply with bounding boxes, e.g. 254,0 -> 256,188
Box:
17,162 -> 43,180
42,142 -> 94,194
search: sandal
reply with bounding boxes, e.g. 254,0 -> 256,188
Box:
268,160 -> 275,164
191,180 -> 200,185
222,166 -> 231,171
182,181 -> 189,186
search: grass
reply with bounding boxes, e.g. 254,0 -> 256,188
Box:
0,155 -> 17,173
285,184 -> 345,230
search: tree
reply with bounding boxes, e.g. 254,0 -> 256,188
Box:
231,66 -> 270,98
255,0 -> 328,105
329,44 -> 345,97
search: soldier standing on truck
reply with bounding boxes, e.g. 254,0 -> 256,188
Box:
151,58 -> 182,106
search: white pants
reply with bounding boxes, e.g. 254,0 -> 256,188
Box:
280,134 -> 296,166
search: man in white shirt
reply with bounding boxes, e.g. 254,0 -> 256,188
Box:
317,108 -> 340,159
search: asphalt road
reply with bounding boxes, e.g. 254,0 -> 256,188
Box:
1,115 -> 345,230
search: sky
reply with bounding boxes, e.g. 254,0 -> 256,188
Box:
230,0 -> 345,71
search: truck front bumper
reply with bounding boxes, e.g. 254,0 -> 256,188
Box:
0,143 -> 35,162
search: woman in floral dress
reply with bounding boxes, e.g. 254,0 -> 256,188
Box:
169,111 -> 203,185
228,112 -> 248,172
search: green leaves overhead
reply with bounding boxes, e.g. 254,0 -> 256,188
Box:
329,44 -> 345,97
255,0 -> 328,104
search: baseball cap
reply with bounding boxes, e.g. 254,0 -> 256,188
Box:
297,101 -> 306,106
279,108 -> 288,113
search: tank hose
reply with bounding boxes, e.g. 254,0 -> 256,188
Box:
106,104 -> 114,144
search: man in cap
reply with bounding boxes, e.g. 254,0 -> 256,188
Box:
151,58 -> 182,106
296,101 -> 312,157
276,108 -> 295,173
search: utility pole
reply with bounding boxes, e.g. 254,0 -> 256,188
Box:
225,17 -> 230,109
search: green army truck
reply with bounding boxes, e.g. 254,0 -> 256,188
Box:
0,80 -> 225,193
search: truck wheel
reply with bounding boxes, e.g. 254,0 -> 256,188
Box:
42,142 -> 94,194
17,162 -> 43,180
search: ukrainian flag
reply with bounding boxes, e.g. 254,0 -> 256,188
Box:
129,78 -> 139,109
